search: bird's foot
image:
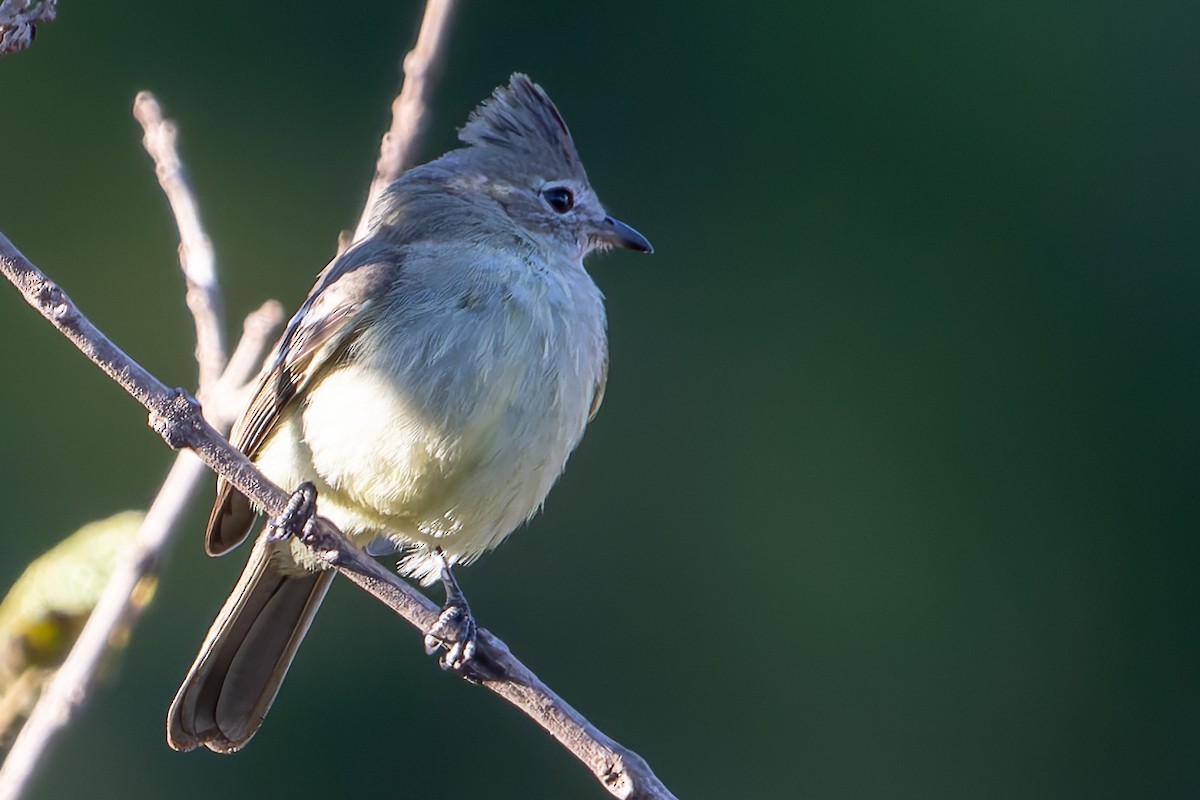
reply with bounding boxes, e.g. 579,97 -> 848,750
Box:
266,482 -> 318,543
423,550 -> 477,671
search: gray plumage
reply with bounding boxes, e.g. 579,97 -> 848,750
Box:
167,74 -> 650,753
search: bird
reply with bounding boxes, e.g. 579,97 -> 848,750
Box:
166,73 -> 652,753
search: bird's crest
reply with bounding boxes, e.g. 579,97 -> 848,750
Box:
459,73 -> 584,180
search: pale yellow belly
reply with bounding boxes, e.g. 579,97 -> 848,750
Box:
253,351 -> 590,584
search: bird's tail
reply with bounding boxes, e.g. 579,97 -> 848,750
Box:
167,536 -> 334,753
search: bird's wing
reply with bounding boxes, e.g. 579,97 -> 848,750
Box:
205,240 -> 402,556
588,354 -> 608,422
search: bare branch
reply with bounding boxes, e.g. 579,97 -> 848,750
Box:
350,0 -> 458,243
208,299 -> 285,423
0,0 -> 56,57
0,95 -> 280,799
0,233 -> 678,799
323,534 -> 677,799
133,91 -> 225,396
0,221 -> 282,799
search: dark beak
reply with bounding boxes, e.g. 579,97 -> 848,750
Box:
594,215 -> 653,253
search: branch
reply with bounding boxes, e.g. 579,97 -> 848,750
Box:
349,0 -> 458,244
0,95 -> 282,799
324,535 -> 677,799
0,232 -> 677,799
208,299 -> 285,420
133,91 -> 225,395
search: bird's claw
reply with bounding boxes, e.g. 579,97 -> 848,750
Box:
423,604 -> 477,670
267,482 -> 318,543
422,552 -> 478,671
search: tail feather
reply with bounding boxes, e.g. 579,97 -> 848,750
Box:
167,537 -> 334,753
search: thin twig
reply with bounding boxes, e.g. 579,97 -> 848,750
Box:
0,232 -> 678,799
133,91 -> 225,396
208,299 -> 285,423
349,0 -> 458,244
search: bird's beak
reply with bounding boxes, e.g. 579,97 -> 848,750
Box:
593,215 -> 653,253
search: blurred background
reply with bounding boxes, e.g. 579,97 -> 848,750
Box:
1,1 -> 1197,797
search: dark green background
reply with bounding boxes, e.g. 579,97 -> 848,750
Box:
1,2 -> 1197,798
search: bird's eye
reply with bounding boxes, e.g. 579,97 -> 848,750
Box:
542,186 -> 575,214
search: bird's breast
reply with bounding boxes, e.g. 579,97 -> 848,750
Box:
296,254 -> 606,562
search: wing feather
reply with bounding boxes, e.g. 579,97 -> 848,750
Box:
205,241 -> 402,555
